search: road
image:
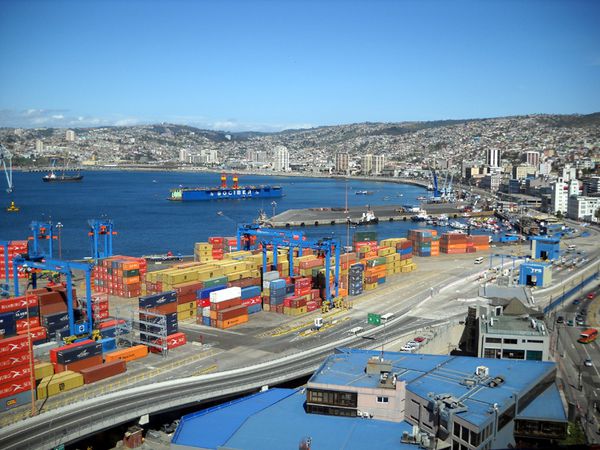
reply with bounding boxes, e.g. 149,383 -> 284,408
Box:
0,223 -> 598,449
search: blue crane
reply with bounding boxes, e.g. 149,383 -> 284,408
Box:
12,257 -> 94,338
236,225 -> 341,306
88,219 -> 117,263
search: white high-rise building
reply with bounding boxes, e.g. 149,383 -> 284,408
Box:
373,155 -> 385,175
568,196 -> 600,222
362,154 -> 373,174
551,178 -> 580,215
525,151 -> 540,168
35,140 -> 44,152
562,164 -> 577,182
65,130 -> 76,141
486,148 -> 500,168
335,153 -> 349,174
179,149 -> 190,163
273,146 -> 290,172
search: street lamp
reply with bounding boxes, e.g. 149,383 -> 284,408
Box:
56,222 -> 63,259
271,201 -> 277,218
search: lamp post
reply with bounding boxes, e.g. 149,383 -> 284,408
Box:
271,201 -> 277,218
56,222 -> 63,260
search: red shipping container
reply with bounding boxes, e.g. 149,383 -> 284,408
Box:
210,297 -> 242,311
149,303 -> 177,315
216,305 -> 247,321
80,360 -> 126,384
49,339 -> 94,364
149,332 -> 187,353
0,295 -> 37,314
0,335 -> 30,358
0,377 -> 32,399
241,296 -> 261,307
0,365 -> 31,385
91,302 -> 109,312
17,326 -> 47,343
54,355 -> 103,373
0,351 -> 31,370
15,317 -> 41,333
177,292 -> 197,304
97,319 -> 125,329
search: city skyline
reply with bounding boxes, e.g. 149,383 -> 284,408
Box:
1,0 -> 599,131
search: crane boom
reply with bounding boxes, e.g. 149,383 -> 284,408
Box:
0,144 -> 14,193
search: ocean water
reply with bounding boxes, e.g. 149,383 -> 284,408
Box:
1,170 -> 463,259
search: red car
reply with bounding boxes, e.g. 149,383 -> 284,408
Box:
414,337 -> 427,343
587,292 -> 597,300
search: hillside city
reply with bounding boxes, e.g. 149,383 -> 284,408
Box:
1,112 -> 600,222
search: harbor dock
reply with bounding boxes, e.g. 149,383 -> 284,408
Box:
265,203 -> 494,227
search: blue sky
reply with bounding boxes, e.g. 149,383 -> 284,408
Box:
0,0 -> 598,131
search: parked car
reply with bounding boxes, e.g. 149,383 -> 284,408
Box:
573,299 -> 581,305
567,319 -> 574,326
577,319 -> 585,326
587,292 -> 597,300
557,316 -> 565,324
584,358 -> 593,367
414,336 -> 427,343
406,341 -> 420,349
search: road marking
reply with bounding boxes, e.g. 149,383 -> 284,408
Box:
594,391 -> 598,398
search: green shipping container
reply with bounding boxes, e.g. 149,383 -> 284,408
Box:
354,231 -> 378,242
123,269 -> 140,277
204,276 -> 229,288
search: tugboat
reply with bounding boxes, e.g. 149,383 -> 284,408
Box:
349,209 -> 378,226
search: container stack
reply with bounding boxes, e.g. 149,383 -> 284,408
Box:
468,235 -> 490,252
440,232 -> 468,254
208,237 -> 225,260
80,293 -> 110,325
139,291 -> 179,345
223,237 -> 238,253
348,263 -> 364,296
209,287 -> 248,329
266,279 -> 286,313
408,229 -> 439,257
49,339 -> 103,373
93,256 -> 147,298
0,334 -> 33,412
396,239 -> 415,273
194,242 -> 213,262
175,281 -> 203,322
240,286 -> 262,314
364,257 -> 386,290
0,294 -> 41,341
0,240 -> 28,280
37,370 -> 84,400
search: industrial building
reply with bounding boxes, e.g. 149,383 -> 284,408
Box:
519,262 -> 552,287
171,348 -> 566,450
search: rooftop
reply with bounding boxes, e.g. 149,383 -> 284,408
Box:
517,383 -> 567,422
172,388 -> 417,450
480,314 -> 548,337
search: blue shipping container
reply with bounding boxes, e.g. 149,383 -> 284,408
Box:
241,286 -> 261,300
247,303 -> 262,314
139,291 -> 177,309
98,337 -> 117,353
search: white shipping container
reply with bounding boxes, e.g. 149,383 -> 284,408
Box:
202,307 -> 211,317
263,271 -> 280,281
210,287 -> 242,303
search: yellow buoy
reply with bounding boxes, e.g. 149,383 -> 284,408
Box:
6,201 -> 19,213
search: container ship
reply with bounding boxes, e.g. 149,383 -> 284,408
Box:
169,174 -> 283,201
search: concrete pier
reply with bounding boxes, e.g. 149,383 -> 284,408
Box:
265,203 -> 493,227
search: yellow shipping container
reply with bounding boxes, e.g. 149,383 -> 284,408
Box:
34,362 -> 54,380
47,372 -> 84,397
377,247 -> 394,257
195,242 -> 212,251
177,301 -> 196,313
283,306 -> 308,316
226,271 -> 245,282
364,282 -> 378,291
177,309 -> 196,321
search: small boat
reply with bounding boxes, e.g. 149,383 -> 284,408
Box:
6,201 -> 19,213
417,196 -> 427,201
348,210 -> 379,226
143,254 -> 183,262
355,190 -> 373,195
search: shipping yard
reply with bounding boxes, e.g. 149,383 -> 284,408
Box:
0,205 -> 599,450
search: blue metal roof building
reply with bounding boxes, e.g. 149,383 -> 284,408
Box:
172,348 -> 567,449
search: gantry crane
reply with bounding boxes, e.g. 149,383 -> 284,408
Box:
88,219 -> 117,263
236,225 -> 341,306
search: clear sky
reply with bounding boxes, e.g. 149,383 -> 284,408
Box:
0,0 -> 598,131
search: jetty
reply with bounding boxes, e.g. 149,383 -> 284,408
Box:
265,203 -> 494,228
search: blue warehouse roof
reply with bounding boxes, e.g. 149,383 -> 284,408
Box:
172,387 -> 417,450
517,383 -> 567,422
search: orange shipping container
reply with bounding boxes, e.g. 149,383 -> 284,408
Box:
104,345 -> 148,363
216,314 -> 248,329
